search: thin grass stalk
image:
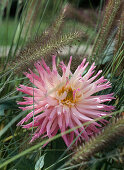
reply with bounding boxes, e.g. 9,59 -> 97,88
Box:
21,0 -> 43,39
35,0 -> 50,35
2,0 -> 29,70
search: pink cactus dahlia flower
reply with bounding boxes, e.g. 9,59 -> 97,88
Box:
17,56 -> 115,147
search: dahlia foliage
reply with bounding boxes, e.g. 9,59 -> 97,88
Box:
17,56 -> 114,146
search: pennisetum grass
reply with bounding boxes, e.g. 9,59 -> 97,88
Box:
0,0 -> 124,170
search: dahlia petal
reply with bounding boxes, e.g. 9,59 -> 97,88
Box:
25,73 -> 45,91
34,108 -> 52,121
17,56 -> 115,147
68,131 -> 74,146
81,94 -> 115,104
47,119 -> 54,137
34,62 -> 46,81
99,119 -> 109,125
94,76 -> 107,85
71,107 -> 93,121
82,84 -> 93,94
61,121 -> 70,146
22,119 -> 43,129
51,125 -> 59,136
82,62 -> 96,80
83,84 -> 97,98
46,96 -> 58,106
30,132 -> 40,143
17,101 -> 33,105
23,96 -> 42,103
52,55 -> 58,74
65,56 -> 72,77
59,61 -> 66,74
41,58 -> 51,74
17,85 -> 43,96
95,93 -> 115,101
17,107 -> 44,126
38,117 -> 48,134
71,61 -> 89,83
71,113 -> 89,141
76,107 -> 101,119
88,124 -> 100,133
74,58 -> 86,75
49,119 -> 58,135
69,118 -> 82,144
19,105 -> 34,111
76,103 -> 114,111
49,108 -> 57,119
57,106 -> 62,116
94,83 -> 111,93
76,106 -> 110,119
28,69 -> 41,82
88,70 -> 102,83
64,107 -> 70,127
58,114 -> 63,128
23,96 -> 33,100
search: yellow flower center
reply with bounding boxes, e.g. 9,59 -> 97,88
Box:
57,86 -> 82,106
62,88 -> 74,104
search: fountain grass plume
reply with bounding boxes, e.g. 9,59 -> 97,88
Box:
67,115 -> 124,167
92,0 -> 123,59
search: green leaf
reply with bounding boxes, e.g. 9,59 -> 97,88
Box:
35,154 -> 46,170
